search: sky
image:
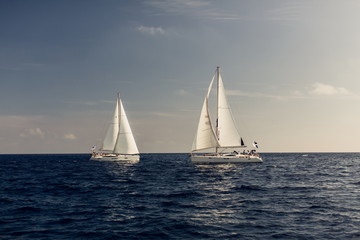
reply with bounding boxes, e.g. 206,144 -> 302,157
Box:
1,0 -> 360,154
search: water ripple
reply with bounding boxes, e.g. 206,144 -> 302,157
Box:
0,153 -> 359,239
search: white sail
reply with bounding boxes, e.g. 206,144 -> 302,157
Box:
114,98 -> 139,154
217,72 -> 242,147
190,67 -> 262,163
191,76 -> 219,151
101,97 -> 119,151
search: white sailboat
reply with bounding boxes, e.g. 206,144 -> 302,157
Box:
191,67 -> 262,163
90,94 -> 140,161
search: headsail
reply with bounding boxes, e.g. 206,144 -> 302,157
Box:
114,97 -> 139,155
191,75 -> 219,151
216,71 -> 242,148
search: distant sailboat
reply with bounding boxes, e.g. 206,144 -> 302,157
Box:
90,94 -> 140,161
191,67 -> 262,163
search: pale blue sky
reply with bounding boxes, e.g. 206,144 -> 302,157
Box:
1,0 -> 360,153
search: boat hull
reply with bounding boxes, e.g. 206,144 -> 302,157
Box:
90,154 -> 140,161
191,154 -> 262,163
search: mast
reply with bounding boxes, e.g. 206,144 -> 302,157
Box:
113,93 -> 121,153
117,92 -> 121,127
216,66 -> 220,154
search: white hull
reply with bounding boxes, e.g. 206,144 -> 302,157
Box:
90,154 -> 140,161
191,154 -> 263,163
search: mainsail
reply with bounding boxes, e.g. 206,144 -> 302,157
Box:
101,98 -> 119,151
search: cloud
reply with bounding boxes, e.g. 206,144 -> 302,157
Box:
266,2 -> 307,22
63,99 -> 114,106
150,112 -> 178,117
175,89 -> 188,96
63,133 -> 77,140
309,82 -> 350,96
20,128 -> 45,139
226,82 -> 353,101
0,62 -> 48,71
137,25 -> 165,35
146,0 -> 242,21
226,89 -> 287,100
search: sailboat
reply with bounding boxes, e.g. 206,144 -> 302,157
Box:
191,67 -> 262,163
90,94 -> 140,161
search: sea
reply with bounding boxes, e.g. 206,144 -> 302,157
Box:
0,153 -> 359,240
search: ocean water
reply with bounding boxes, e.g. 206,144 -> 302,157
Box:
0,153 -> 359,239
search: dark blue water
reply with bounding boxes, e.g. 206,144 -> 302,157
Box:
0,153 -> 359,239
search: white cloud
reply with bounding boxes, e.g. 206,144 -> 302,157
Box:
309,82 -> 350,96
226,89 -> 287,100
137,25 -> 165,35
63,133 -> 77,140
63,99 -> 114,106
266,2 -> 307,22
226,82 -> 354,100
175,89 -> 188,96
146,0 -> 241,20
150,112 -> 178,117
20,127 -> 45,139
291,90 -> 303,96
0,62 -> 47,71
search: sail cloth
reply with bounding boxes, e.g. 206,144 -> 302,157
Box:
191,76 -> 219,151
192,67 -> 245,152
101,98 -> 120,151
100,95 -> 139,155
114,99 -> 139,155
217,73 -> 242,148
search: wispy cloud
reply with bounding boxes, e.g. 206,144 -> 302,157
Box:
226,90 -> 288,100
63,133 -> 77,140
227,82 -> 353,100
150,112 -> 178,117
175,89 -> 188,96
63,99 -> 114,106
266,2 -> 307,22
146,0 -> 242,21
20,128 -> 45,139
4,115 -> 79,142
308,82 -> 350,96
0,63 -> 48,71
137,25 -> 165,35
